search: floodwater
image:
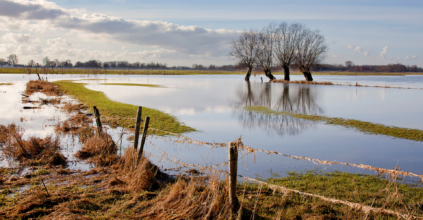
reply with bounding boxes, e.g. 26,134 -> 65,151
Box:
1,74 -> 423,180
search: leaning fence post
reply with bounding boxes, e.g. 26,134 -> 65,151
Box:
228,141 -> 240,216
37,73 -> 41,80
93,106 -> 102,134
133,106 -> 142,151
136,116 -> 150,165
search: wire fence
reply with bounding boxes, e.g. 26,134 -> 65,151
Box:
142,126 -> 423,219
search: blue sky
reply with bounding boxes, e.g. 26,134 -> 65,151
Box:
0,0 -> 422,67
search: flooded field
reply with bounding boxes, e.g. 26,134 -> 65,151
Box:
1,73 -> 423,180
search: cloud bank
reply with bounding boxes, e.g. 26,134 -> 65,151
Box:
0,0 -> 238,58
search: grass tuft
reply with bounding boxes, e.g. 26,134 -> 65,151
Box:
1,123 -> 67,166
25,80 -> 61,96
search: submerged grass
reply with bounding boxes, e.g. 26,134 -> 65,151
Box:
245,105 -> 423,141
0,82 -> 13,86
53,80 -> 195,134
101,83 -> 166,88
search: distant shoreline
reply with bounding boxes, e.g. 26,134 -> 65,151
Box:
1,68 -> 423,76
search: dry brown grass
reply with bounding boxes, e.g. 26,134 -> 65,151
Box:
271,79 -> 334,85
74,132 -> 117,166
118,149 -> 166,192
25,80 -> 61,96
62,103 -> 84,113
55,114 -> 90,133
40,98 -> 61,105
1,124 -> 66,166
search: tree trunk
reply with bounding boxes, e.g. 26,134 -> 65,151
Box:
245,68 -> 252,81
302,72 -> 313,81
264,69 -> 276,81
306,72 -> 313,81
283,65 -> 290,81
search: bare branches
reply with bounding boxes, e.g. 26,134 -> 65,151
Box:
295,28 -> 328,81
274,23 -> 304,81
7,54 -> 18,66
230,29 -> 259,81
256,22 -> 277,80
232,22 -> 328,82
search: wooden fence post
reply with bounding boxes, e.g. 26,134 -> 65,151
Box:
133,106 -> 142,151
228,141 -> 240,216
136,116 -> 150,165
37,73 -> 41,80
93,106 -> 102,134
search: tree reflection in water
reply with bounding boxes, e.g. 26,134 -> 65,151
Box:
233,82 -> 323,136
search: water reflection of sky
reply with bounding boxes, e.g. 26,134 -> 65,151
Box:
1,74 -> 423,180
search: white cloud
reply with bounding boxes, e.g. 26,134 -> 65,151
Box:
16,44 -> 42,55
363,49 -> 371,56
348,44 -> 371,56
379,46 -> 388,59
354,46 -> 362,53
0,44 -> 17,54
46,37 -> 72,47
2,32 -> 32,43
332,54 -> 343,59
121,46 -> 127,50
404,55 -> 419,60
0,0 -> 238,57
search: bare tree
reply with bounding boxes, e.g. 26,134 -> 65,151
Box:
295,28 -> 328,81
7,54 -> 18,66
345,61 -> 354,69
274,23 -> 304,81
27,60 -> 35,74
42,57 -> 50,74
54,59 -> 60,73
256,23 -> 277,81
230,29 -> 259,81
0,58 -> 5,66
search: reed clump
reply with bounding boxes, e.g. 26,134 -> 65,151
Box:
61,102 -> 85,113
1,124 -> 67,166
25,80 -> 61,96
75,132 -> 117,166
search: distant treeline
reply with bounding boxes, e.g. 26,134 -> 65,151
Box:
316,62 -> 423,73
1,54 -> 422,73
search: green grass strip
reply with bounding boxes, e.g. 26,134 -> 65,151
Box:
100,83 -> 166,88
53,80 -> 195,135
245,105 -> 423,141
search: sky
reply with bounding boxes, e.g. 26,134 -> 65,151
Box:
0,0 -> 422,67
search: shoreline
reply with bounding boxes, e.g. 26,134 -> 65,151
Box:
1,68 -> 423,76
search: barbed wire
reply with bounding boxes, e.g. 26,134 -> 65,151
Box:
238,143 -> 423,182
148,140 -> 229,172
242,175 -> 420,219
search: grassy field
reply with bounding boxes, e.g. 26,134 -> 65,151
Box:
245,106 -> 423,141
1,67 -> 423,76
53,80 -> 195,134
1,165 -> 420,219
